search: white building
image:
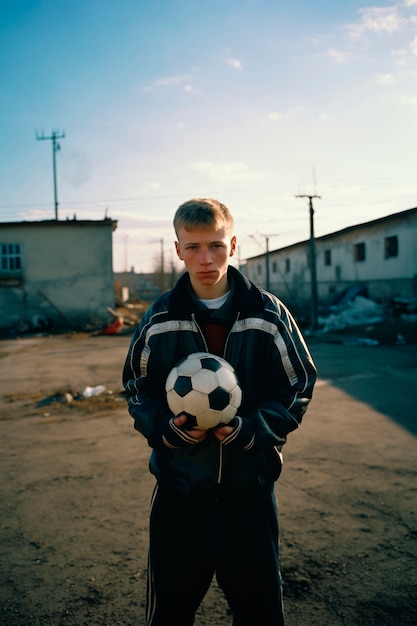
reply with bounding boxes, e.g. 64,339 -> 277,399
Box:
245,207 -> 417,317
0,218 -> 117,333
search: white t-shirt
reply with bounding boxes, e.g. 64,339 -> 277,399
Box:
198,291 -> 231,310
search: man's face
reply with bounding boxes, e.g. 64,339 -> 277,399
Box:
175,225 -> 236,298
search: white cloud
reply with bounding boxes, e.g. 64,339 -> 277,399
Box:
376,73 -> 397,84
398,68 -> 417,77
267,106 -> 302,121
347,6 -> 407,37
403,0 -> 417,6
20,208 -> 53,221
398,94 -> 417,104
143,182 -> 161,192
320,47 -> 351,63
411,34 -> 417,55
227,58 -> 243,71
189,161 -> 264,183
143,74 -> 191,92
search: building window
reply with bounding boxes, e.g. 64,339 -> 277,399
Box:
285,258 -> 290,273
324,249 -> 331,266
385,235 -> 398,258
272,261 -> 277,273
257,264 -> 262,276
354,242 -> 366,262
1,243 -> 22,272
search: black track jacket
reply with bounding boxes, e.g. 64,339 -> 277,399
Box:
123,266 -> 317,498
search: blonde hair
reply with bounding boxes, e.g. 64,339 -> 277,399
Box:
173,198 -> 234,237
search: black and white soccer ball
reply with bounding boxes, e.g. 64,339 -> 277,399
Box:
165,352 -> 242,430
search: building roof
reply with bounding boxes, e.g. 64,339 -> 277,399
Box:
247,207 -> 417,261
0,218 -> 118,232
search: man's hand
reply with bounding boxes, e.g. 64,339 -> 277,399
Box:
213,417 -> 256,449
171,415 -> 248,445
212,424 -> 234,441
173,413 -> 208,442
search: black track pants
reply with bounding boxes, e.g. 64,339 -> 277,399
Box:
146,484 -> 285,626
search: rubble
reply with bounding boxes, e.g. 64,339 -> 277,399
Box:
319,295 -> 384,333
391,297 -> 417,323
36,392 -> 73,408
81,385 -> 106,398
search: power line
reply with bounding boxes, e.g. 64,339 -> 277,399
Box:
0,175 -> 414,214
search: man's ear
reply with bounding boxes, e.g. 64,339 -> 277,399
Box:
175,241 -> 183,260
229,235 -> 237,257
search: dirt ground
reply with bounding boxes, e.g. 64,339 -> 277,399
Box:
0,331 -> 416,626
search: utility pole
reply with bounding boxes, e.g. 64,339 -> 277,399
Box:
124,235 -> 129,272
250,234 -> 278,292
295,194 -> 321,331
260,234 -> 279,292
36,128 -> 66,220
160,238 -> 165,293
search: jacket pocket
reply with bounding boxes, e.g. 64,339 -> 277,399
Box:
255,446 -> 283,487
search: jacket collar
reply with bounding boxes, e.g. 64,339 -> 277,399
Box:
169,266 -> 264,319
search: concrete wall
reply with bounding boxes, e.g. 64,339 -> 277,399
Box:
245,209 -> 417,313
0,220 -> 116,332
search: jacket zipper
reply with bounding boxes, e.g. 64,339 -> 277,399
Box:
191,313 -> 209,352
222,311 -> 240,361
191,312 -> 240,488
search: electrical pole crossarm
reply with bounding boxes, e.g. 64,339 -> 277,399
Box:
36,129 -> 66,141
295,194 -> 321,213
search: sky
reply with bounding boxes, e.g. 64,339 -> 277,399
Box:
1,0 -> 416,273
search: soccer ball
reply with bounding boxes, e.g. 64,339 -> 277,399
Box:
165,352 -> 242,430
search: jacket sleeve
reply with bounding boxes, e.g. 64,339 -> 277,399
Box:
252,301 -> 317,448
122,316 -> 197,450
122,313 -> 166,446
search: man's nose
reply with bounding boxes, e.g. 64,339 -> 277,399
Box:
199,248 -> 212,264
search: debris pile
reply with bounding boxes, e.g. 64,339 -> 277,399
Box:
317,287 -> 417,345
95,305 -> 145,335
319,295 -> 384,333
32,385 -> 126,416
391,297 -> 417,323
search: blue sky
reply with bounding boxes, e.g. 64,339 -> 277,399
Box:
1,0 -> 416,272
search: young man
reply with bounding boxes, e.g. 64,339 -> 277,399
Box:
123,198 -> 317,626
